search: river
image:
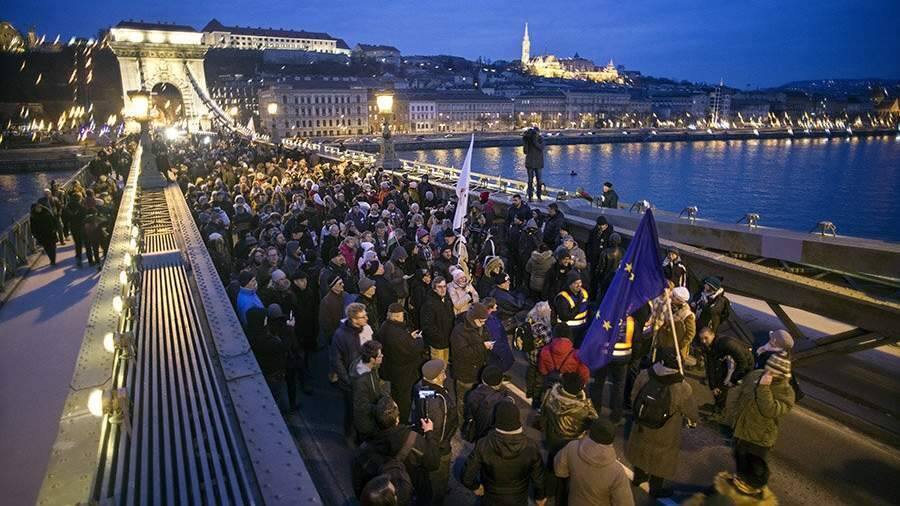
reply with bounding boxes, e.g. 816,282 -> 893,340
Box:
409,135 -> 900,242
0,170 -> 78,229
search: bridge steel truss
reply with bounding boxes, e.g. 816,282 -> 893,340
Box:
38,134 -> 320,505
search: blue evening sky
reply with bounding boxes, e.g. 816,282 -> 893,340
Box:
5,0 -> 899,88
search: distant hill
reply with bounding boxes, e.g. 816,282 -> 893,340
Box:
776,78 -> 900,97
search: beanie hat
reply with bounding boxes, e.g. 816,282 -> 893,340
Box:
421,359 -> 446,381
555,248 -> 572,261
765,353 -> 792,379
452,268 -> 466,283
703,276 -> 722,291
468,303 -> 490,321
672,286 -> 691,303
270,269 -> 287,283
359,276 -> 376,293
595,215 -> 608,226
589,418 -> 616,445
480,191 -> 490,202
416,228 -> 429,240
238,271 -> 255,287
327,272 -> 343,289
387,302 -> 404,314
289,269 -> 308,281
564,269 -> 582,288
525,219 -> 538,230
481,365 -> 503,387
493,401 -> 521,432
562,372 -> 584,396
493,272 -> 510,286
267,303 -> 284,320
768,329 -> 794,351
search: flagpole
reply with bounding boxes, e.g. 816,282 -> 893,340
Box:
665,297 -> 685,375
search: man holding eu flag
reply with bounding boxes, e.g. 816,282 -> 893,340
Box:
580,210 -> 669,422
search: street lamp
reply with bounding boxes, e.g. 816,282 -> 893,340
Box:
375,92 -> 400,169
126,88 -> 151,134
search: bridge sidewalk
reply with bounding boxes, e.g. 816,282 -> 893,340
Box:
0,243 -> 100,506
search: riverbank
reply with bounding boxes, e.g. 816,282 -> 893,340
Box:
339,126 -> 898,152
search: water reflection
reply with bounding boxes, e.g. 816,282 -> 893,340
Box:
411,137 -> 900,241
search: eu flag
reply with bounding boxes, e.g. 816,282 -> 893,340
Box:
580,210 -> 667,371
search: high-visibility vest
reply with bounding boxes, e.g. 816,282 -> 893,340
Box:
612,316 -> 635,359
558,288 -> 589,327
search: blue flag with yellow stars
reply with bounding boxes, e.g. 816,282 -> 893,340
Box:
580,210 -> 667,371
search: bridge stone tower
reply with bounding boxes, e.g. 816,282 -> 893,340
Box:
108,21 -> 210,131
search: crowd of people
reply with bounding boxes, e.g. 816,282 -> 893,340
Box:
162,131 -> 794,506
28,140 -> 134,269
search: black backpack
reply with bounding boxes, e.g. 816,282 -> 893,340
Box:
633,376 -> 674,429
351,432 -> 416,497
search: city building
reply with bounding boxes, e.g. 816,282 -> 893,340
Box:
649,91 -> 709,121
353,44 -> 401,66
208,76 -> 262,125
201,19 -> 351,55
258,80 -> 369,140
513,90 -> 566,128
565,89 -> 634,126
521,23 -> 623,84
391,90 -> 514,133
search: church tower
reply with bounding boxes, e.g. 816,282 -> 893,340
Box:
521,23 -> 530,68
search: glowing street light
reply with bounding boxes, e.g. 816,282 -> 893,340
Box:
375,91 -> 399,170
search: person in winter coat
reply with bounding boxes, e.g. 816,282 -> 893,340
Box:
525,243 -> 554,297
692,276 -> 731,333
289,270 -> 318,393
656,286 -> 697,367
477,255 -> 505,298
462,365 -> 514,442
331,303 -> 373,442
662,249 -> 688,288
450,303 -> 492,419
419,276 -> 455,363
383,245 -> 410,300
63,194 -> 88,267
483,297 -> 515,373
541,373 -> 598,504
357,276 -> 382,330
358,397 -> 440,506
461,402 -> 547,505
236,271 -> 265,326
542,203 -> 565,246
377,303 -> 427,423
560,235 -> 588,272
599,182 -> 619,209
595,232 -> 623,301
489,272 -> 526,321
538,327 -> 591,385
245,307 -> 288,408
554,419 -> 635,506
407,268 -> 432,330
682,453 -> 777,506
351,340 -> 390,442
699,327 -> 754,416
30,203 -> 59,266
522,126 -> 545,202
281,240 -> 304,278
626,352 -> 699,498
586,216 -> 613,276
543,248 -> 577,301
448,268 -> 480,316
318,274 -> 347,347
731,353 -> 795,465
411,359 -> 458,505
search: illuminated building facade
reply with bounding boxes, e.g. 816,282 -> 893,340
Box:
521,23 -> 623,84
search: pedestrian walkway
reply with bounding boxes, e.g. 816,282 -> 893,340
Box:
0,242 -> 100,506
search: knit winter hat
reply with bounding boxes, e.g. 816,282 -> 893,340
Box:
387,302 -> 405,315
672,286 -> 691,303
524,219 -> 538,230
493,401 -> 521,431
765,353 -> 792,379
768,329 -> 794,351
703,276 -> 722,290
481,365 -> 503,387
421,359 -> 446,381
416,228 -> 429,240
589,418 -> 616,445
564,270 -> 582,288
562,372 -> 584,396
468,303 -> 490,321
359,276 -> 376,293
267,303 -> 284,320
238,271 -> 255,287
270,269 -> 287,283
493,272 -> 510,286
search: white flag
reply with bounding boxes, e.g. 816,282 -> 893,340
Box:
453,134 -> 474,231
246,117 -> 256,134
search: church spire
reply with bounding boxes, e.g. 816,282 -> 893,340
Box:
521,22 -> 531,68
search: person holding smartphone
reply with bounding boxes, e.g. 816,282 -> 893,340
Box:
411,359 -> 457,505
377,303 -> 427,423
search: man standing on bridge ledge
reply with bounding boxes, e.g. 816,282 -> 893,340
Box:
523,125 -> 545,202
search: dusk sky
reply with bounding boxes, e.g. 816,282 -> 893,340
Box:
6,0 -> 899,88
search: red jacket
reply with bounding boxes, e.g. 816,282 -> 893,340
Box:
538,337 -> 590,384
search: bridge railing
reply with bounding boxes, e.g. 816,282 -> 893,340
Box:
0,161 -> 91,294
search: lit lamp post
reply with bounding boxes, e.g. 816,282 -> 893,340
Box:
266,102 -> 278,140
376,92 -> 400,169
126,88 -> 151,135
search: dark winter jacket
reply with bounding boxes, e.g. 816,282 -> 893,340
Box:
704,335 -> 754,389
419,290 -> 455,349
330,320 -> 365,390
600,189 -> 619,209
350,358 -> 391,440
450,315 -> 489,384
464,385 -> 514,441
523,128 -> 545,169
363,424 -> 441,502
461,430 -> 546,504
505,202 -> 532,226
586,224 -> 614,267
542,211 -> 565,246
383,247 -> 410,299
525,250 -> 554,293
411,380 -> 457,454
489,286 -> 525,321
30,205 -> 58,245
318,290 -> 346,345
245,308 -> 287,378
485,314 -> 515,373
